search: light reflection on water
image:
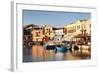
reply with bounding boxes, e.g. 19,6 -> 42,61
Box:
23,45 -> 91,62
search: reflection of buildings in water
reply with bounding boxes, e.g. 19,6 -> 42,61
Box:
55,52 -> 64,61
23,45 -> 90,62
32,45 -> 45,61
45,50 -> 55,61
32,45 -> 56,61
64,52 -> 80,60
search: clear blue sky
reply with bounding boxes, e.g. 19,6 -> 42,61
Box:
23,10 -> 91,27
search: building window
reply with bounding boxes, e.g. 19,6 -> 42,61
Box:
77,25 -> 80,29
79,25 -> 80,29
36,32 -> 40,37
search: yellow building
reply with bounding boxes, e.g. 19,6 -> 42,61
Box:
31,27 -> 44,42
31,25 -> 54,42
63,19 -> 91,43
43,25 -> 54,40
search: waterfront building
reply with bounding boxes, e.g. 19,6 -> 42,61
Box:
42,25 -> 54,40
53,28 -> 64,42
31,27 -> 43,42
63,19 -> 91,44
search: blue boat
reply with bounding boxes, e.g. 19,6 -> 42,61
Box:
54,45 -> 68,53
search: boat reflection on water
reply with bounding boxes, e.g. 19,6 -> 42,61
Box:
23,43 -> 91,62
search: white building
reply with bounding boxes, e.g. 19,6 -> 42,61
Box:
53,28 -> 64,42
63,19 -> 91,43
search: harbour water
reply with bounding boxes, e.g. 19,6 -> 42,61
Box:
23,45 -> 91,62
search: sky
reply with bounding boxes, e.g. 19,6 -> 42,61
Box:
23,10 -> 91,27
